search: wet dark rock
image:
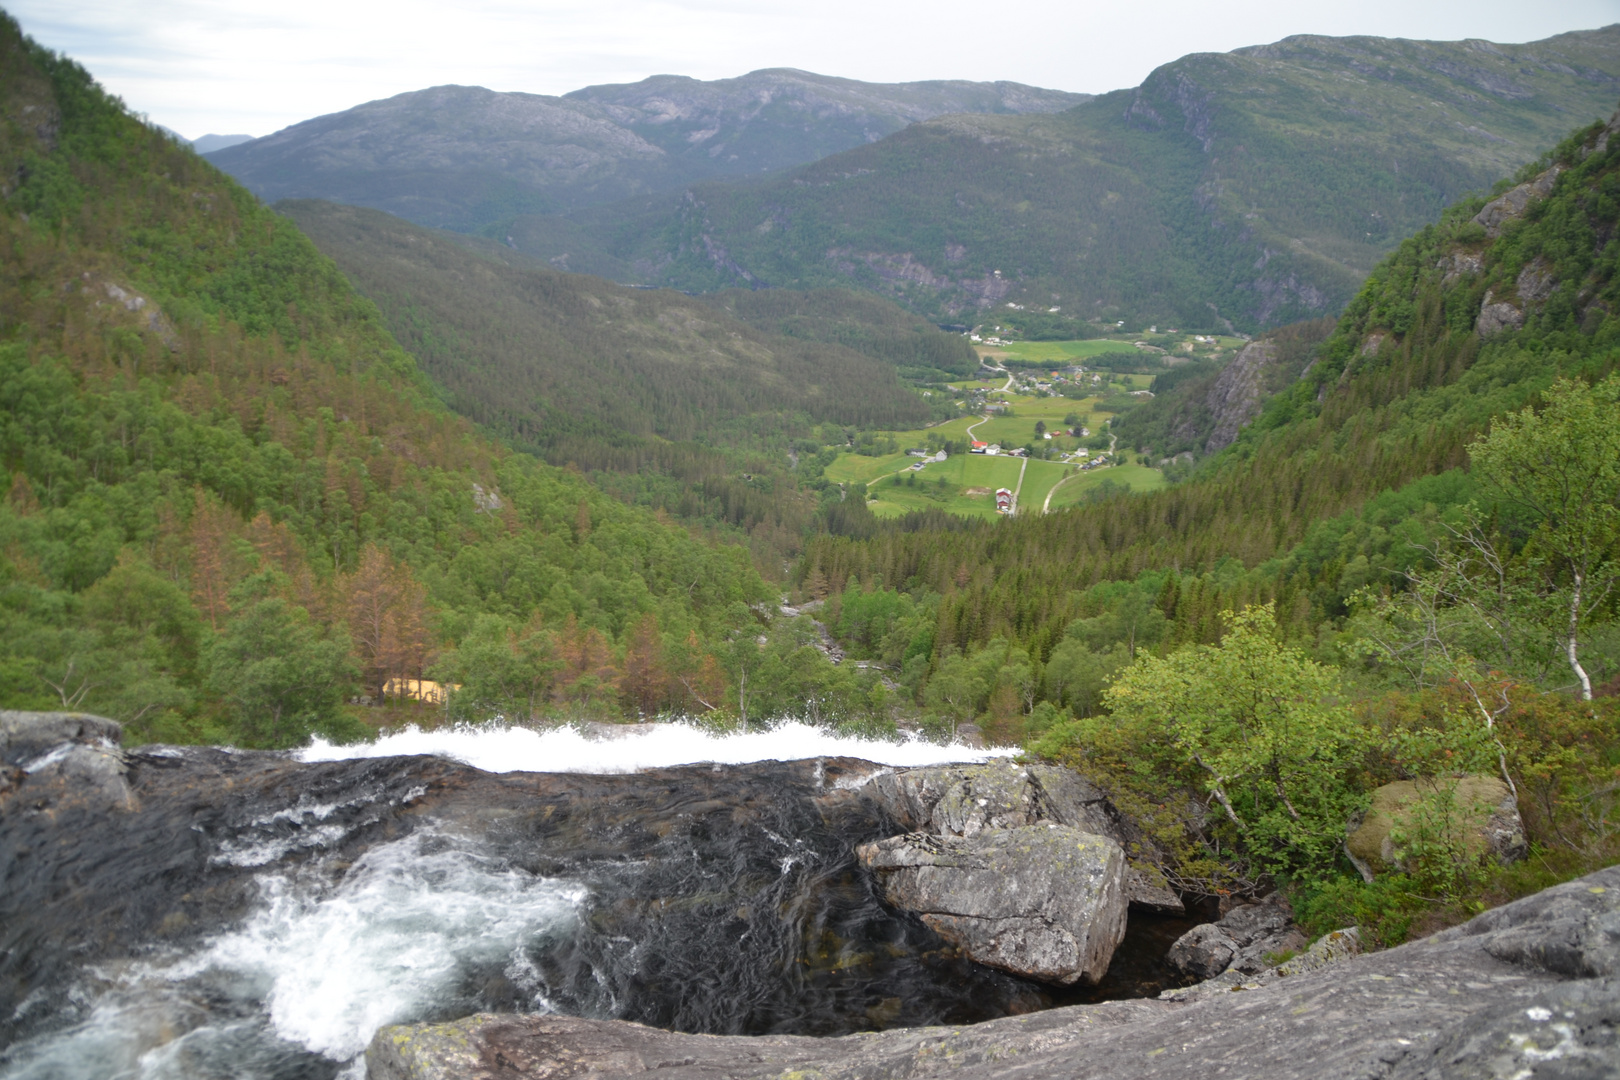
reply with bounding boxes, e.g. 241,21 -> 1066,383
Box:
367,864 -> 1620,1080
1166,892 -> 1305,981
856,826 -> 1128,985
0,709 -> 123,764
1,722 -> 1151,1053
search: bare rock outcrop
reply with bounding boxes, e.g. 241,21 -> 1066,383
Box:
1477,288 -> 1524,336
1202,338 -> 1277,452
0,710 -> 131,809
860,760 -> 1182,913
1472,164 -> 1564,238
856,826 -> 1129,985
366,864 -> 1620,1080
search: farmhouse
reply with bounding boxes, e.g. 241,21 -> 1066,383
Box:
382,676 -> 460,705
995,488 -> 1013,513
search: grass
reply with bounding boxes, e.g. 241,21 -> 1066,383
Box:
1017,459 -> 1079,512
823,377 -> 1165,519
824,452 -> 912,484
1047,463 -> 1168,508
865,453 -> 1028,520
978,338 -> 1145,365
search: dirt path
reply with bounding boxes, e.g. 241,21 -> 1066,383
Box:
1042,468 -> 1075,514
1010,456 -> 1028,515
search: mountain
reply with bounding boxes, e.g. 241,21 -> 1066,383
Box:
205,72 -> 1087,230
278,198 -> 942,464
0,14 -> 774,746
190,132 -> 253,153
505,27 -> 1620,331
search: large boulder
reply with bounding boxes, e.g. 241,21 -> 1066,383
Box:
366,864 -> 1620,1080
0,709 -> 122,764
1345,775 -> 1526,880
1165,892 -> 1306,982
861,760 -> 1182,913
856,825 -> 1128,985
0,710 -> 131,810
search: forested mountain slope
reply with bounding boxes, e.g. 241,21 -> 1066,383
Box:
0,16 -> 773,746
512,27 -> 1620,331
280,199 -> 937,460
803,105 -> 1620,693
206,73 -> 1086,230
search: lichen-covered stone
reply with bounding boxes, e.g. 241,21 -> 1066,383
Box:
860,761 -> 1182,913
1477,289 -> 1525,336
856,825 -> 1128,985
1345,775 -> 1526,879
1472,164 -> 1564,237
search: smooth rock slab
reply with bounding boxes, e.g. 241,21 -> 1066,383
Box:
367,864 -> 1620,1080
856,825 -> 1128,985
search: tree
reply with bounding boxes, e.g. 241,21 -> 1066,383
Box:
206,580 -> 356,748
924,653 -> 987,738
1104,604 -> 1365,880
341,543 -> 433,701
621,612 -> 668,717
1468,376 -> 1620,700
435,613 -> 560,722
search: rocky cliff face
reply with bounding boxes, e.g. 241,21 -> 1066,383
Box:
1201,339 -> 1277,453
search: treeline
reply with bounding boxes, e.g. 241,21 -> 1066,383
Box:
0,18 -> 774,746
701,287 -> 978,376
282,200 -> 952,568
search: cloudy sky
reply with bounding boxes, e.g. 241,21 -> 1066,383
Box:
10,0 -> 1620,140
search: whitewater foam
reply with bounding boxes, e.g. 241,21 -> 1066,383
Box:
0,832 -> 590,1079
300,720 -> 1011,775
193,832 -> 589,1062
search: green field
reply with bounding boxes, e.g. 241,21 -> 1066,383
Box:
1017,459 -> 1079,513
865,453 -> 1027,520
1047,463 -> 1168,509
977,338 -> 1246,370
824,379 -> 1164,520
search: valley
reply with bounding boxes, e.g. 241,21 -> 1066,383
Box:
5,9 -> 1620,1079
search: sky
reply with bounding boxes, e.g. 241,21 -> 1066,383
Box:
10,0 -> 1620,140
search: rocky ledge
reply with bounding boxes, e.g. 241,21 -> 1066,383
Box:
369,863 -> 1620,1079
858,825 -> 1127,985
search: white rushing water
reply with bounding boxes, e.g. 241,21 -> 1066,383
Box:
3,725 -> 1005,1079
1,831 -> 590,1080
300,720 -> 1012,774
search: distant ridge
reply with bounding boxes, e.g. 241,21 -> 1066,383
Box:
190,133 -> 253,153
206,70 -> 1087,228
500,25 -> 1620,330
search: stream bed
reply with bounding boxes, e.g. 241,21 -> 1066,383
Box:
0,724 -> 1198,1079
